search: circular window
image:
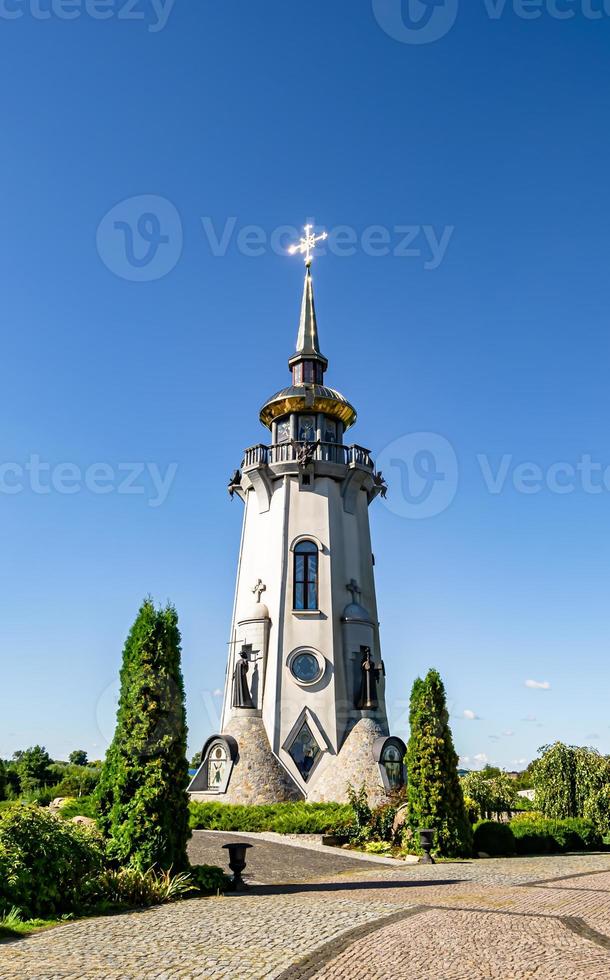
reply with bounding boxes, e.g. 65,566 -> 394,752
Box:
290,651 -> 323,685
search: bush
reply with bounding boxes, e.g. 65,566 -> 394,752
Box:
90,866 -> 196,909
510,816 -> 602,855
463,796 -> 481,825
189,864 -> 230,894
56,796 -> 99,821
473,821 -> 516,857
0,804 -> 105,918
189,801 -> 351,834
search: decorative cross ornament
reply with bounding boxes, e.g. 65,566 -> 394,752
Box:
347,579 -> 362,603
288,223 -> 328,267
252,579 -> 266,603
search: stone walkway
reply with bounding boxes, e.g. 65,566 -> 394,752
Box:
0,833 -> 609,979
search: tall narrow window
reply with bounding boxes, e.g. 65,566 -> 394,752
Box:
294,540 -> 318,610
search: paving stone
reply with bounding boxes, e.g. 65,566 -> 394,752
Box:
0,835 -> 609,979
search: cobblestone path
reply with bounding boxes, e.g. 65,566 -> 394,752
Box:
1,833 -> 609,979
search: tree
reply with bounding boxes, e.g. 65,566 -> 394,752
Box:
69,750 -> 88,767
97,599 -> 191,870
13,746 -> 55,794
513,761 -> 536,792
406,669 -> 473,857
0,759 -> 6,801
461,770 -> 518,819
533,743 -> 610,822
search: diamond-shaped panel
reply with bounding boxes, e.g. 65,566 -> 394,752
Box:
288,721 -> 320,781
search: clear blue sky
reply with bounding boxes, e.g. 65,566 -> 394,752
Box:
1,2 -> 609,770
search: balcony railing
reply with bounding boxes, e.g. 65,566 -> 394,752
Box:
242,441 -> 373,470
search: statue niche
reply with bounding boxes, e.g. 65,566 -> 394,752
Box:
356,646 -> 384,711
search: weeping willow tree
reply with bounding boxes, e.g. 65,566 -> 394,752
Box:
97,598 -> 190,870
406,669 -> 473,857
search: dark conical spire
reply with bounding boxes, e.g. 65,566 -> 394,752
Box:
288,268 -> 328,375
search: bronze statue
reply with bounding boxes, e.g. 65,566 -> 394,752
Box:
232,647 -> 254,708
356,646 -> 382,710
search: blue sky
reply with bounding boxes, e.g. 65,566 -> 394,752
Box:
1,1 -> 609,769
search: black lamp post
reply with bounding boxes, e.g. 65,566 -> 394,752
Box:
418,828 -> 435,864
222,841 -> 252,890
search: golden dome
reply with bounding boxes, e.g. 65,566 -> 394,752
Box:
259,383 -> 357,430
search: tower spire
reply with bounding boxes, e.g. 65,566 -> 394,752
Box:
288,223 -> 329,376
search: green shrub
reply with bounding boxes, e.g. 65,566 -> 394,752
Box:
56,796 -> 99,821
510,816 -> 602,855
189,864 -> 230,894
473,820 -> 516,857
189,801 -> 351,834
363,840 -> 392,854
463,796 -> 481,825
0,804 -> 105,918
90,866 -> 196,909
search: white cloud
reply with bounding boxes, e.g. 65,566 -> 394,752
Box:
586,733 -> 600,741
463,709 -> 479,720
503,730 -> 515,737
212,688 -> 223,697
525,679 -> 551,690
488,734 -> 500,741
521,715 -> 537,723
473,753 -> 489,767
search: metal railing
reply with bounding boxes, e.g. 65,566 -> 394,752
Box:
242,441 -> 373,470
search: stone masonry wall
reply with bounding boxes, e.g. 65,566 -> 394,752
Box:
191,714 -> 303,806
307,716 -> 389,807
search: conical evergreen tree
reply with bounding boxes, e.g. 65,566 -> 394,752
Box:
97,599 -> 191,870
406,669 -> 473,857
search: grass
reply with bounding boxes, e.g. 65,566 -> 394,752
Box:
0,907 -> 70,942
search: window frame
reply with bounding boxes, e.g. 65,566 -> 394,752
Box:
293,539 -> 319,611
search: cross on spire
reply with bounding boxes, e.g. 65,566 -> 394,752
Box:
288,223 -> 328,267
347,579 -> 361,603
252,579 -> 266,603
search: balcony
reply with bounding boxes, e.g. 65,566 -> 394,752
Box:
242,441 -> 374,470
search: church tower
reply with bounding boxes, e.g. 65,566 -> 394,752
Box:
189,226 -> 406,806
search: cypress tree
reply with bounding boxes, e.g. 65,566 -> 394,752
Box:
406,668 -> 473,857
97,599 -> 191,870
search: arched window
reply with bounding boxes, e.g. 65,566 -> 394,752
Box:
294,540 -> 318,610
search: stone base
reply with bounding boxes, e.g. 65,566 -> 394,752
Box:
307,717 -> 390,807
191,715 -> 303,805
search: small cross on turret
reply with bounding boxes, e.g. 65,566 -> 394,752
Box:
252,579 -> 266,603
346,579 -> 361,603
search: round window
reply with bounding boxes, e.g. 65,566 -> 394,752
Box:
290,651 -> 323,684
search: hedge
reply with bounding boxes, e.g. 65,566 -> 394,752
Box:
473,820 -> 516,857
510,816 -> 602,855
189,801 -> 351,834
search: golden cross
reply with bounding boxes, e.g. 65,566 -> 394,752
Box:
288,223 -> 328,267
